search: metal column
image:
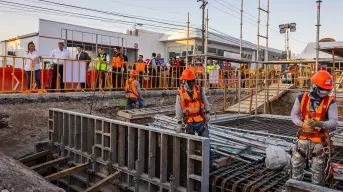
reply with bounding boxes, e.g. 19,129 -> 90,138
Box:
286,29 -> 290,60
264,0 -> 270,114
186,12 -> 190,67
238,0 -> 243,114
256,0 -> 269,115
315,0 -> 322,72
204,9 -> 209,89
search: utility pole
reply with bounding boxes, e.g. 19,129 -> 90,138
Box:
186,12 -> 190,67
204,9 -> 209,89
286,29 -> 290,60
198,0 -> 208,54
315,0 -> 322,72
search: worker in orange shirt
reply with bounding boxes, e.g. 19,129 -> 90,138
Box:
133,55 -> 146,85
290,64 -> 298,85
290,71 -> 338,186
125,70 -> 144,110
112,47 -> 124,88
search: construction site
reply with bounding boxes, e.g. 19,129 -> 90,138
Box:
1,0 -> 343,192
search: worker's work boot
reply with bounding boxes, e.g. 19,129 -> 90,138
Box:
37,89 -> 46,94
23,89 -> 31,94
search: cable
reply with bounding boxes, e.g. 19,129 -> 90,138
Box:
0,1 -> 189,32
105,0 -> 186,16
35,0 -> 190,28
208,3 -> 308,45
213,0 -> 308,44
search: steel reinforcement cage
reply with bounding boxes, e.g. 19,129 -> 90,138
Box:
48,108 -> 210,192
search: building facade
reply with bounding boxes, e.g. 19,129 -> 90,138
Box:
0,19 -> 283,68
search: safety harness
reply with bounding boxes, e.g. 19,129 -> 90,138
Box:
179,85 -> 207,136
295,92 -> 334,185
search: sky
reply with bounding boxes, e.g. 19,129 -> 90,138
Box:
0,0 -> 342,54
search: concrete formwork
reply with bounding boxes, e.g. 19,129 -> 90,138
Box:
48,108 -> 210,192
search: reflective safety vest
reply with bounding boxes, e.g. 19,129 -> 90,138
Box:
125,78 -> 139,99
188,66 -> 196,74
299,92 -> 334,143
135,62 -> 146,73
178,85 -> 205,123
196,66 -> 203,75
96,53 -> 108,71
206,65 -> 219,73
112,56 -> 123,68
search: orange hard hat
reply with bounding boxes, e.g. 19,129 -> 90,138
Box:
311,70 -> 333,90
180,69 -> 196,80
130,70 -> 137,77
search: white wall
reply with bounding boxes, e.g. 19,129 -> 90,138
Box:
135,30 -> 165,59
39,19 -> 138,49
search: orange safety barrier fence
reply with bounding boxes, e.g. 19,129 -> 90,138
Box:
0,55 -> 290,94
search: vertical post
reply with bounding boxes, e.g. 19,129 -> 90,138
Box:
204,9 -> 209,89
202,0 -> 206,55
286,29 -> 290,60
315,0 -> 322,72
255,0 -> 261,115
264,0 -> 270,114
186,12 -> 190,68
238,0 -> 243,114
333,50 -> 336,99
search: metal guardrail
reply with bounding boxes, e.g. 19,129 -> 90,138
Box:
48,108 -> 210,191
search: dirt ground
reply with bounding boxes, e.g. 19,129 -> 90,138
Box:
0,93 -> 228,159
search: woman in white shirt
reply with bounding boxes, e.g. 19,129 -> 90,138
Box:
24,42 -> 44,94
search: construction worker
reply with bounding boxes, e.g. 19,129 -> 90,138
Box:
95,47 -> 110,89
133,55 -> 146,85
112,47 -> 124,88
290,70 -> 338,186
175,69 -> 217,169
290,64 -> 298,85
125,70 -> 144,110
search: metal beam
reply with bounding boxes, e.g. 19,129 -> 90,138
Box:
84,171 -> 120,192
45,162 -> 88,181
30,156 -> 69,171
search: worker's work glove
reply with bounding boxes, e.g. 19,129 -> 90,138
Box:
308,120 -> 324,131
300,119 -> 315,133
176,124 -> 184,133
205,113 -> 210,124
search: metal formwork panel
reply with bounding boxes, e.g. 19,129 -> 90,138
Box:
48,108 -> 210,192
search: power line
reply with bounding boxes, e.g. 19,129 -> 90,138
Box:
105,0 -> 186,16
212,0 -> 308,44
0,1 -> 190,32
35,0 -> 189,28
208,3 -> 308,44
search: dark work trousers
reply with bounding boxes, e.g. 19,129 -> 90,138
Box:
95,70 -> 106,89
51,64 -> 64,90
152,69 -> 159,88
112,67 -> 122,88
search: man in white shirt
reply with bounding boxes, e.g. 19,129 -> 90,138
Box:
50,42 -> 70,90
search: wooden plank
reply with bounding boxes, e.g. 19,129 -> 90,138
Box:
18,150 -> 51,164
160,134 -> 168,183
148,131 -> 156,178
30,156 -> 69,171
187,139 -> 195,191
118,125 -> 126,167
127,127 -> 136,170
45,162 -> 88,181
111,123 -> 118,163
138,129 -> 146,173
173,136 -> 180,187
84,171 -> 120,192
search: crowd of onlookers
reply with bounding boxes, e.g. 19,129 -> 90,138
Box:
22,41 -> 226,94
